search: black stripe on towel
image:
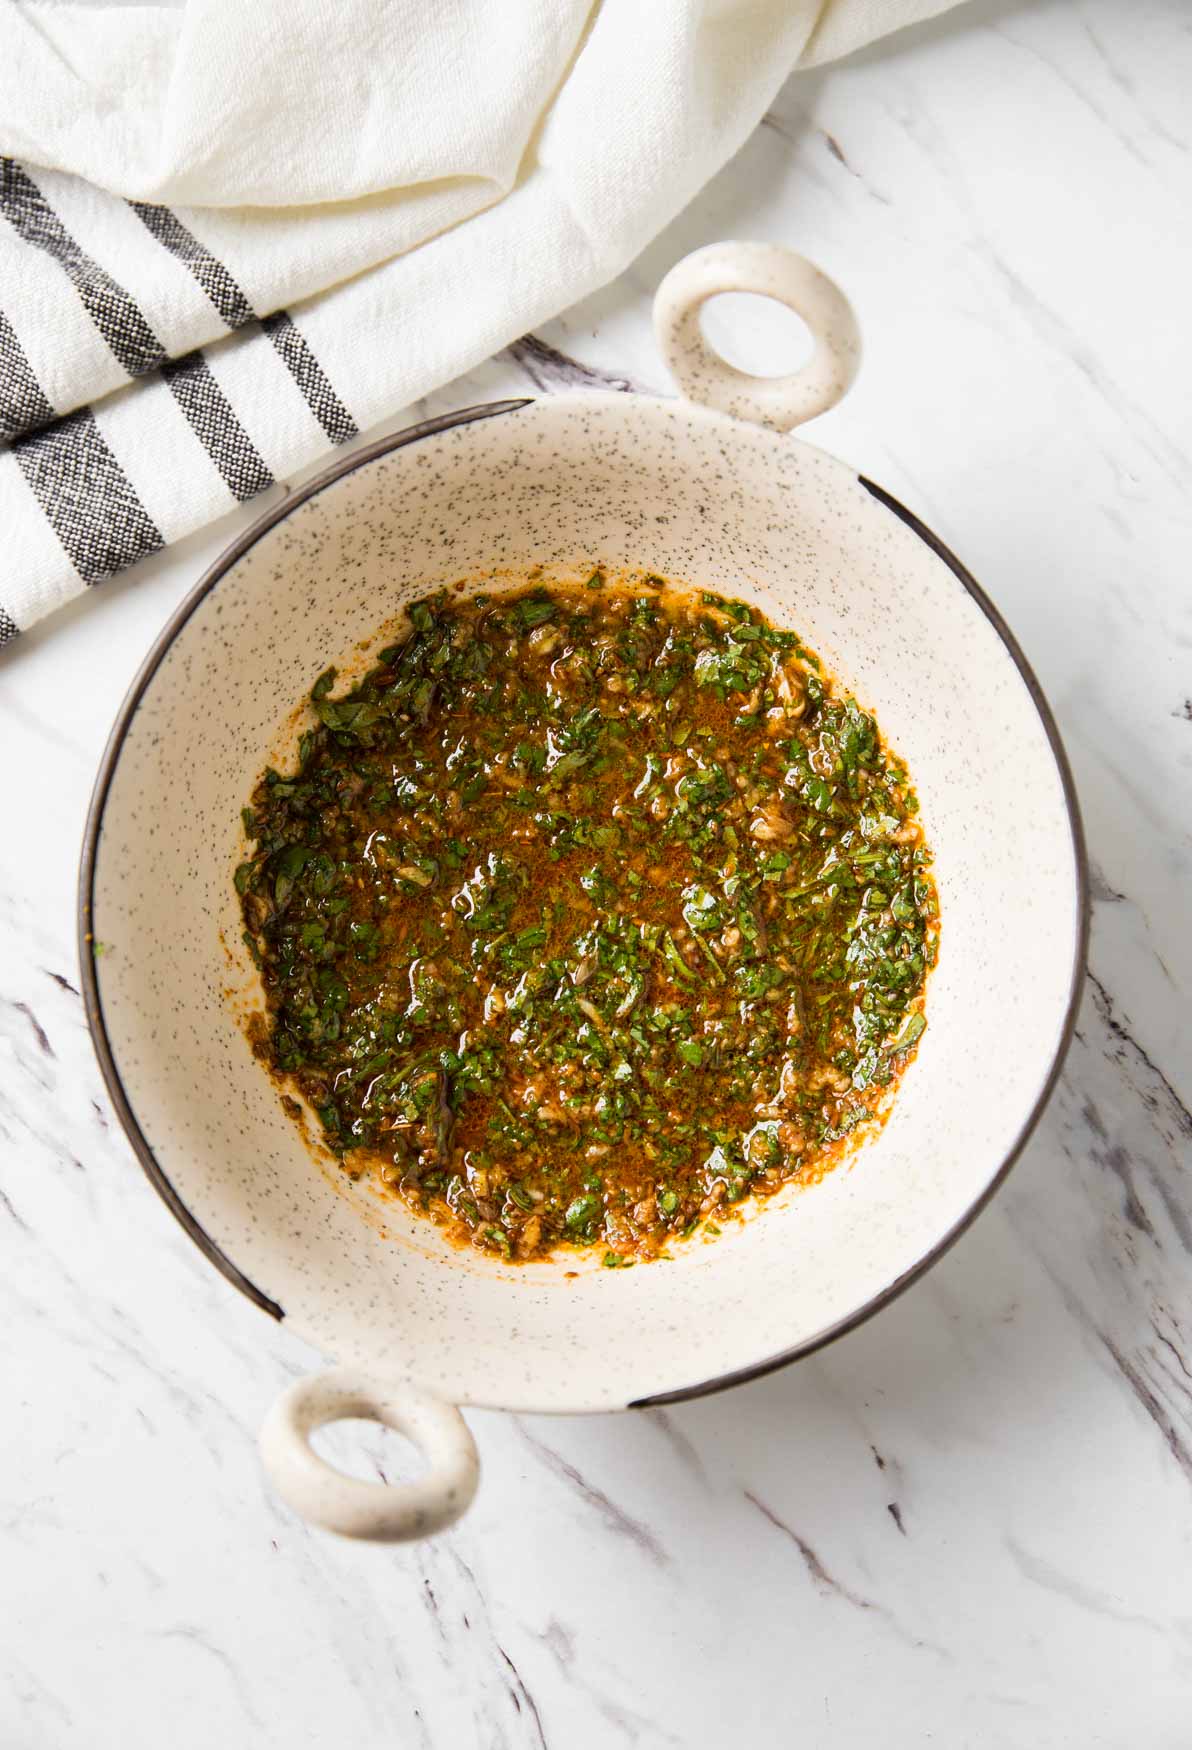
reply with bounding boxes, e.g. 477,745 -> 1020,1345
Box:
161,353 -> 274,502
0,309 -> 55,441
12,407 -> 163,583
261,311 -> 358,445
0,159 -> 166,379
128,202 -> 256,330
0,605 -> 18,644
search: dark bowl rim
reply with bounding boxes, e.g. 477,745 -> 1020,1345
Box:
77,395 -> 1090,1401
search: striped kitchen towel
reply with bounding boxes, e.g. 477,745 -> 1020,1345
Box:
0,0 -> 960,645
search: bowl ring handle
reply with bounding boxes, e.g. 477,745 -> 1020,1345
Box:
259,1368 -> 479,1542
653,240 -> 861,433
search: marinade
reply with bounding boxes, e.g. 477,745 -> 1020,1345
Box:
237,578 -> 937,1263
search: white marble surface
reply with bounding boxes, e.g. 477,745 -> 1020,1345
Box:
2,1 -> 1191,1743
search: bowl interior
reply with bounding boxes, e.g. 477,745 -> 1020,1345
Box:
86,395 -> 1083,1411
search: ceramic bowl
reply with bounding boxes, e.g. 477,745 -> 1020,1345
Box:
80,243 -> 1087,1542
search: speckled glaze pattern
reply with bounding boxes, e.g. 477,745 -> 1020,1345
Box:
80,245 -> 1085,1546
83,388 -> 1084,1403
654,242 -> 862,431
259,1369 -> 479,1541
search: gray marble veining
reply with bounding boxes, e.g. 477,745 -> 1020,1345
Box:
2,0 -> 1191,1743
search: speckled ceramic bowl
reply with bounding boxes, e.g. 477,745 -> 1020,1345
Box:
80,244 -> 1087,1542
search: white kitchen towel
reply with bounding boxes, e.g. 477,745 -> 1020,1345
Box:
0,0 -> 959,644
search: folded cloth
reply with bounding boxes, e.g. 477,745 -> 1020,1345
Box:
0,0 -> 959,644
